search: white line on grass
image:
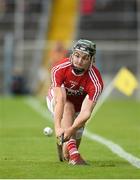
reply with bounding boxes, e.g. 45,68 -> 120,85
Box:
84,130 -> 140,169
24,96 -> 52,121
25,96 -> 140,169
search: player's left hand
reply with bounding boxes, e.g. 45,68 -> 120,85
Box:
64,127 -> 76,141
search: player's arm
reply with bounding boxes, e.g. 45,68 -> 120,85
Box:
64,95 -> 96,140
73,72 -> 103,130
53,87 -> 66,137
72,96 -> 96,130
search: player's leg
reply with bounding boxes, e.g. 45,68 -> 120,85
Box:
46,91 -> 86,164
73,112 -> 84,149
61,103 -> 86,165
75,126 -> 84,149
67,126 -> 86,165
61,101 -> 75,160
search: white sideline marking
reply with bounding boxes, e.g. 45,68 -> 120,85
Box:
25,97 -> 140,169
84,130 -> 140,169
24,96 -> 52,121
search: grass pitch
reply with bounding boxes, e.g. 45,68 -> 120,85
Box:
0,96 -> 140,179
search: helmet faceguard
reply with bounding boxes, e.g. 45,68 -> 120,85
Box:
71,64 -> 85,75
71,39 -> 96,75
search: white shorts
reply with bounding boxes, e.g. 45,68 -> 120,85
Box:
46,89 -> 84,139
46,96 -> 55,116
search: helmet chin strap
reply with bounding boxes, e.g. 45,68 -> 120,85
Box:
71,64 -> 85,75
70,55 -> 85,75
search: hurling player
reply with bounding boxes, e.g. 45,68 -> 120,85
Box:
46,39 -> 103,165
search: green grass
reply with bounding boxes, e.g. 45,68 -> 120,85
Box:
0,96 -> 140,178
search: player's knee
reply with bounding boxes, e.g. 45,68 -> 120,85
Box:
64,102 -> 75,115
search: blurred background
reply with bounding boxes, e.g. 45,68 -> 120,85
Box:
0,0 -> 139,98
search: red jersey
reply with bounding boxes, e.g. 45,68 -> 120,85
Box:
48,58 -> 103,112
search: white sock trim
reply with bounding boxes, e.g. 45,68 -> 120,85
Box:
71,151 -> 79,155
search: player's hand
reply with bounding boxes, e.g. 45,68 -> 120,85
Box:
64,127 -> 76,141
55,127 -> 64,138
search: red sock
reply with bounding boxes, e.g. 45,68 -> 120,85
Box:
66,139 -> 79,160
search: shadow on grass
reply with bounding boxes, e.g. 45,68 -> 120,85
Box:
87,160 -> 130,167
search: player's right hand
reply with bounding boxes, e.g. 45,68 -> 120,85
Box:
55,127 -> 64,138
